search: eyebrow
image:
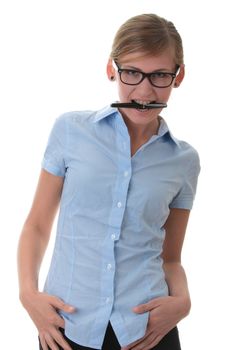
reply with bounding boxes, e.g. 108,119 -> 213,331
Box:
120,64 -> 173,73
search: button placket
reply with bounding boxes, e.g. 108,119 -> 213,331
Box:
101,118 -> 131,311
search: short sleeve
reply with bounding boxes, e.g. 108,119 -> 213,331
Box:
170,151 -> 201,210
41,116 -> 67,177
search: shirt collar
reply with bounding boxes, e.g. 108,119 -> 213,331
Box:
93,104 -> 180,147
158,118 -> 180,147
92,105 -> 118,123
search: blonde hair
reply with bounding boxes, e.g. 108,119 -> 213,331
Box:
110,13 -> 184,65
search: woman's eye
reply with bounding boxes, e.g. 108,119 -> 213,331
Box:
126,70 -> 141,77
152,72 -> 167,79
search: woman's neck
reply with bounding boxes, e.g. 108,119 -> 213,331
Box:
122,115 -> 161,156
123,115 -> 160,141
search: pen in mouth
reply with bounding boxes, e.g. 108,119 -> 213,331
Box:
111,101 -> 167,109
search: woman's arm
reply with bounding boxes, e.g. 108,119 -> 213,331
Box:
17,169 -> 75,350
122,208 -> 192,350
18,169 -> 63,296
162,208 -> 191,314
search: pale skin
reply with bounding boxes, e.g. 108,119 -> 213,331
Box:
18,51 -> 191,350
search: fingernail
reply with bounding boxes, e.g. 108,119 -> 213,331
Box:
68,306 -> 75,311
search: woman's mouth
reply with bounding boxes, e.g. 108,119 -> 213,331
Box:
132,100 -> 157,110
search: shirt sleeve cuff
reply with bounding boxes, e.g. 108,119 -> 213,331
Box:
42,158 -> 65,177
169,200 -> 193,210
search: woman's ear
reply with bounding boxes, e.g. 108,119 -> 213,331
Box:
174,64 -> 185,88
106,58 -> 116,81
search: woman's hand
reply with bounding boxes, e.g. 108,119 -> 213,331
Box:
121,295 -> 190,350
20,290 -> 75,350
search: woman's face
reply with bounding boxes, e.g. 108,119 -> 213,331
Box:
107,50 -> 184,128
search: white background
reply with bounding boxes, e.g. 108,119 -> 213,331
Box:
0,0 -> 232,349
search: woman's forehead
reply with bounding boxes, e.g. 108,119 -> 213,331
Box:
118,49 -> 176,69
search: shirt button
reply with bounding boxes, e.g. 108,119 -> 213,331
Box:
124,171 -> 129,177
106,297 -> 111,304
107,263 -> 112,270
117,201 -> 122,208
111,234 -> 116,240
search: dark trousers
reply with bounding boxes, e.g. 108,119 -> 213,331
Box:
39,322 -> 181,350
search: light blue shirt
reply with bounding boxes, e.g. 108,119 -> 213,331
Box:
42,105 -> 200,348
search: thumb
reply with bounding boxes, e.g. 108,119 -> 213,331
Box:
61,303 -> 76,313
132,300 -> 155,314
132,304 -> 147,314
52,297 -> 76,313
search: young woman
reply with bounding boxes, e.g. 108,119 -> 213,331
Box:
17,13 -> 200,350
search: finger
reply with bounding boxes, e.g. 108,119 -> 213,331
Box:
39,336 -> 49,350
51,296 -> 76,313
144,334 -> 163,350
46,308 -> 65,328
53,314 -> 65,329
132,303 -> 153,313
129,331 -> 156,350
45,333 -> 59,350
121,339 -> 141,349
53,329 -> 73,350
121,332 -> 148,350
132,298 -> 161,313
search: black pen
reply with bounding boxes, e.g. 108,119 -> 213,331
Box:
111,101 -> 167,109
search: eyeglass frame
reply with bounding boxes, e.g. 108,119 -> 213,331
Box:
113,60 -> 180,88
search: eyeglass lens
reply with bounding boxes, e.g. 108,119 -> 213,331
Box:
120,70 -> 175,87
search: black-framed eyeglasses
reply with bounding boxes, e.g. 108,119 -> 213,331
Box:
114,61 -> 179,88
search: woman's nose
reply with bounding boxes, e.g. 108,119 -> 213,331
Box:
135,77 -> 157,96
